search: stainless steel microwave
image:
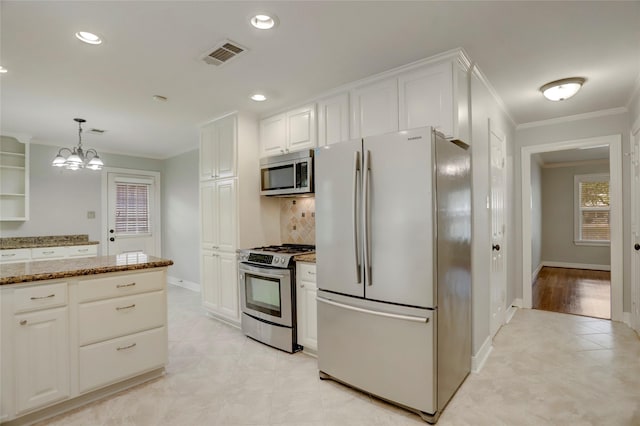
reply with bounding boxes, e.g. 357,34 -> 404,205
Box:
260,150 -> 314,196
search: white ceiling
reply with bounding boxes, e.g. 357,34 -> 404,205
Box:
1,1 -> 639,159
536,146 -> 610,165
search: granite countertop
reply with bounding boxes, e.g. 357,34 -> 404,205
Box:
0,253 -> 173,285
1,234 -> 99,250
294,252 -> 316,263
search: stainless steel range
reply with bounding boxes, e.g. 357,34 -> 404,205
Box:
238,244 -> 315,353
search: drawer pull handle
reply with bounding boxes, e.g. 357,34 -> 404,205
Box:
78,248 -> 89,252
116,343 -> 137,351
307,271 -> 316,275
116,282 -> 136,288
116,304 -> 136,311
30,294 -> 55,300
2,253 -> 16,257
42,251 -> 55,255
19,320 -> 27,325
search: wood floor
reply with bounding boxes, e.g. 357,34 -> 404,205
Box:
532,267 -> 611,319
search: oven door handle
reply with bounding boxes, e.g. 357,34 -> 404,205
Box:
239,266 -> 289,280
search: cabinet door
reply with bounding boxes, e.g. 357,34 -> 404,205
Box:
218,252 -> 239,322
215,115 -> 236,179
286,104 -> 316,152
200,123 -> 216,180
200,181 -> 218,250
350,78 -> 398,139
318,93 -> 349,146
260,113 -> 287,157
296,277 -> 318,351
216,179 -> 237,253
398,62 -> 453,137
14,307 -> 69,413
201,251 -> 220,311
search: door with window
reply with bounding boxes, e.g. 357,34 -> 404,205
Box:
106,172 -> 160,256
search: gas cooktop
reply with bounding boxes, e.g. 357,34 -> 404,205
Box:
238,244 -> 315,268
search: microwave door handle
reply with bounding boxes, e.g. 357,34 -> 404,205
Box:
353,151 -> 361,284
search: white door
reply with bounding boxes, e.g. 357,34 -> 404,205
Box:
259,113 -> 286,157
107,172 -> 160,256
318,93 -> 349,146
218,252 -> 239,322
631,125 -> 640,332
489,120 -> 507,338
286,104 -> 316,153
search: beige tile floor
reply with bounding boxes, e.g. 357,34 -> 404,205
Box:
38,285 -> 640,426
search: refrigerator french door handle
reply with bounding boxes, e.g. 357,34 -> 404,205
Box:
363,149 -> 372,286
317,297 -> 429,323
353,151 -> 362,284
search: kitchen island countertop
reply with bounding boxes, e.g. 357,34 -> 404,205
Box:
0,253 -> 173,285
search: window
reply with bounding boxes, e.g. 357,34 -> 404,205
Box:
574,173 -> 610,245
115,181 -> 151,235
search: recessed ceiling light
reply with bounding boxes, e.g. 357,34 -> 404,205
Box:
152,95 -> 168,102
75,31 -> 102,45
0,66 -> 7,74
250,14 -> 278,30
540,77 -> 585,101
250,93 -> 267,102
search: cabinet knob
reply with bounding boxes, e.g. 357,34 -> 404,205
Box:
110,237 -> 115,242
635,243 -> 640,251
300,284 -> 305,288
19,320 -> 27,326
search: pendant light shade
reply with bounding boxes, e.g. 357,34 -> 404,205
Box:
52,118 -> 104,171
540,77 -> 585,101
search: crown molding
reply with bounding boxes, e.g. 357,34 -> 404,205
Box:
517,107 -> 628,130
541,158 -> 609,169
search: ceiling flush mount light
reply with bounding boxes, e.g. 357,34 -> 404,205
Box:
250,93 -> 267,102
75,31 -> 102,45
540,77 -> 585,101
250,14 -> 278,30
0,66 -> 7,74
52,118 -> 104,171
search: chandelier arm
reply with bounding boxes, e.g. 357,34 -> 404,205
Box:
84,148 -> 98,159
57,147 -> 72,156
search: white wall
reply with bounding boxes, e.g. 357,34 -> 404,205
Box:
162,149 -> 200,284
470,69 -> 517,354
0,144 -> 163,243
541,162 -> 610,267
530,156 -> 542,275
515,111 -> 632,311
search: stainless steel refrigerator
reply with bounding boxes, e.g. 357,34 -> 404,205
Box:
315,127 -> 471,424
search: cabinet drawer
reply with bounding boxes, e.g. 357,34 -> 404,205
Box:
78,326 -> 167,393
78,270 -> 165,302
67,245 -> 98,257
14,282 -> 68,314
31,247 -> 67,260
0,248 -> 30,263
78,291 -> 166,346
297,263 -> 317,283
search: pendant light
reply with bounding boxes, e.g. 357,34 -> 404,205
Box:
52,118 -> 104,171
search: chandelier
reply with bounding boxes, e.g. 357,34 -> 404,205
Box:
52,118 -> 104,171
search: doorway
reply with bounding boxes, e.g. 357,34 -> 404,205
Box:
521,135 -> 623,321
101,168 -> 161,256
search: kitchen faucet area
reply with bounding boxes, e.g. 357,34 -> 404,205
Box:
1,2 -> 640,425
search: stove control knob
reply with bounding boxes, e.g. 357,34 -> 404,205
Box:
274,258 -> 280,264
280,257 -> 286,263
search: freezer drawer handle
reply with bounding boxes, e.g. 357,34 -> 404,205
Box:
317,297 -> 429,323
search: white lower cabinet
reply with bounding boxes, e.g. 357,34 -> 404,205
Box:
0,267 -> 168,423
15,306 -> 70,414
202,250 -> 239,324
296,262 -> 318,352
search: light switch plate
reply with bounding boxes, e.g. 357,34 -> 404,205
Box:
87,211 -> 96,219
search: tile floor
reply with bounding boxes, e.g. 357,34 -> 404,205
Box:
38,285 -> 640,426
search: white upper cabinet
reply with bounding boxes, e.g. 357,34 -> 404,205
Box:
200,115 -> 236,181
318,93 -> 350,146
350,78 -> 398,139
0,135 -> 30,221
399,62 -> 454,138
260,104 -> 316,157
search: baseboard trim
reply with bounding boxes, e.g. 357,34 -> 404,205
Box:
512,298 -> 523,308
505,305 -> 518,323
167,276 -> 201,292
623,312 -> 631,327
532,263 -> 543,282
541,261 -> 611,271
471,336 -> 493,373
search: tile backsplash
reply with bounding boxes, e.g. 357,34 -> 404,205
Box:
280,197 -> 315,245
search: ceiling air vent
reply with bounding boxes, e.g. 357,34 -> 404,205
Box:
201,40 -> 248,67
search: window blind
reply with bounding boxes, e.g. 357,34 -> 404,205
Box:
578,179 -> 610,242
115,182 -> 150,234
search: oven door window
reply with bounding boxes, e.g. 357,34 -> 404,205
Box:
262,164 -> 294,191
244,273 -> 282,317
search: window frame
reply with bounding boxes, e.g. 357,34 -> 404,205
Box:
574,173 -> 610,246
